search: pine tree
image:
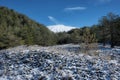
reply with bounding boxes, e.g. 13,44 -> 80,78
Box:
99,13 -> 119,48
81,28 -> 98,55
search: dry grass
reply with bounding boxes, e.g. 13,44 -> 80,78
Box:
80,43 -> 99,56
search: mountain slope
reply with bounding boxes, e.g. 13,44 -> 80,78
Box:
48,24 -> 76,33
0,6 -> 56,49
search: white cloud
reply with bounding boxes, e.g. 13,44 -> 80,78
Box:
48,24 -> 77,33
48,16 -> 59,24
98,0 -> 111,3
93,0 -> 112,6
64,7 -> 87,11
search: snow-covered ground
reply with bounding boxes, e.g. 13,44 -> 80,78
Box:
0,44 -> 120,80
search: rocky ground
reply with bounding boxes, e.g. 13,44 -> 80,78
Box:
0,44 -> 120,80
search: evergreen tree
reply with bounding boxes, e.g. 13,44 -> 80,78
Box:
0,6 -> 57,49
99,13 -> 119,48
81,28 -> 98,55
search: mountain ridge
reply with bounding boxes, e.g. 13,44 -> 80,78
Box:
48,24 -> 77,33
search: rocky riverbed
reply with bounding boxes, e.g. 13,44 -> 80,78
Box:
0,44 -> 120,80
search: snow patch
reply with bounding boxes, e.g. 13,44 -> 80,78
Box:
48,24 -> 77,33
109,60 -> 118,65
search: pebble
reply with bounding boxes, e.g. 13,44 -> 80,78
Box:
0,44 -> 119,80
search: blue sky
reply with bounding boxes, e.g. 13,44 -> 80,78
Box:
0,0 -> 120,27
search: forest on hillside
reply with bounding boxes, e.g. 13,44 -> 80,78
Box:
0,6 -> 120,49
57,12 -> 120,48
0,7 -> 57,49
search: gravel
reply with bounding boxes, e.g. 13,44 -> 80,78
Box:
0,44 -> 120,80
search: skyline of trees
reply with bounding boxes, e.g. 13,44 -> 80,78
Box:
0,6 -> 120,49
0,7 -> 57,49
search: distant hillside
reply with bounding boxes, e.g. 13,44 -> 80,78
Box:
0,6 -> 56,49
